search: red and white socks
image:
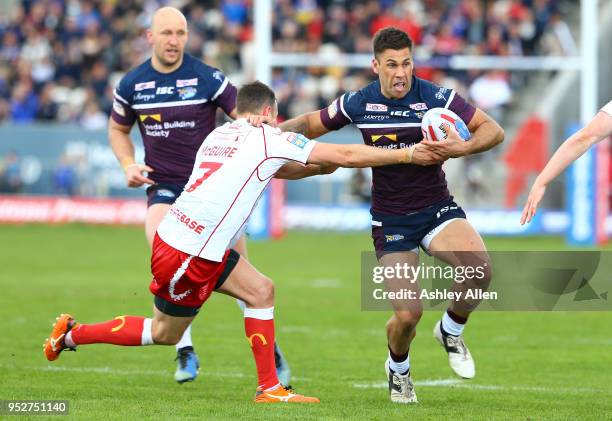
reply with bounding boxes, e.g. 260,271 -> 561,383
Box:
65,316 -> 154,347
244,307 -> 279,391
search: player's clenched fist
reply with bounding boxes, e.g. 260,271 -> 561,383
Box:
124,163 -> 155,187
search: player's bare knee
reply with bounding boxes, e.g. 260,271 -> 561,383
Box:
252,276 -> 275,307
472,260 -> 492,290
394,308 -> 422,329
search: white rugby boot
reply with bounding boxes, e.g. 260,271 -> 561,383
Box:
433,320 -> 475,379
384,358 -> 418,403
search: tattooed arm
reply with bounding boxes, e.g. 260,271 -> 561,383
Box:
279,110 -> 331,139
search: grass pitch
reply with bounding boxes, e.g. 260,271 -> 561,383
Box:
0,225 -> 611,420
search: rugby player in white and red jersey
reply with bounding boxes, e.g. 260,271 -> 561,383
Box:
108,6 -> 290,384
44,81 -> 420,403
280,27 -> 505,403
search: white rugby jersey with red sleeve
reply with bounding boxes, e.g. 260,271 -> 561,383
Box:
157,119 -> 316,261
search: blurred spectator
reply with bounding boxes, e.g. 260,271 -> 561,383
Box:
10,81 -> 38,123
541,12 -> 577,56
80,99 -> 107,130
52,154 -> 77,196
0,0 -> 574,124
468,70 -> 512,123
1,31 -> 21,63
0,151 -> 23,193
349,169 -> 372,203
36,82 -> 59,120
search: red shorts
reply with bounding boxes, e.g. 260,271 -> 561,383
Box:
149,233 -> 237,311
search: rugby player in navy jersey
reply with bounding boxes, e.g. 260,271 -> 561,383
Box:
281,27 -> 504,403
107,6 -> 293,385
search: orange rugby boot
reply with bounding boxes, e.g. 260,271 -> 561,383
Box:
43,313 -> 77,361
254,385 -> 320,403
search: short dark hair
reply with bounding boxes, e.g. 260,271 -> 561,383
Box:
236,81 -> 276,114
373,27 -> 413,57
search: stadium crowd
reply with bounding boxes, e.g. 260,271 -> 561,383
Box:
0,0 -> 574,127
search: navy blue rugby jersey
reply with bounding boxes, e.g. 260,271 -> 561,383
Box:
111,53 -> 237,186
320,77 -> 476,215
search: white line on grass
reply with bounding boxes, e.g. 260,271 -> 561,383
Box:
4,364 -> 310,382
352,379 -> 602,394
9,364 -> 599,394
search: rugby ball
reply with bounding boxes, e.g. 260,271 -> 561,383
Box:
421,107 -> 471,142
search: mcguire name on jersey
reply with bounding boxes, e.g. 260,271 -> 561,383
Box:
320,76 -> 476,215
157,120 -> 316,262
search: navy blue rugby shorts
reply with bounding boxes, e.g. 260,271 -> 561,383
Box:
146,183 -> 184,207
371,197 -> 466,260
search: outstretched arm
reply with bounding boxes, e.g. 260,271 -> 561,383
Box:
280,110 -> 332,139
282,109 -> 445,166
521,110 -> 612,224
275,162 -> 337,180
307,142 -> 411,168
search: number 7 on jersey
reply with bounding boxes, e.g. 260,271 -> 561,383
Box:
185,162 -> 223,192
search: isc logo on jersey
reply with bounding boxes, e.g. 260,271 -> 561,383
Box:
421,108 -> 471,142
156,86 -> 174,95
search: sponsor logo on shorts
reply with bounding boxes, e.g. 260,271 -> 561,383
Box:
212,70 -> 224,82
135,81 -> 155,91
178,86 -> 197,100
177,78 -> 198,87
134,92 -> 155,102
198,285 -> 209,300
112,100 -> 126,117
327,102 -> 338,119
409,102 -> 428,111
385,234 -> 405,242
366,103 -> 388,112
168,277 -> 192,301
286,133 -> 310,149
156,189 -> 176,198
436,205 -> 458,219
